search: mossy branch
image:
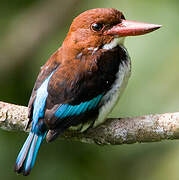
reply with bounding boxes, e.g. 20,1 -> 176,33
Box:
0,101 -> 179,145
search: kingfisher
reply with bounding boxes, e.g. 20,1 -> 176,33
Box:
14,8 -> 161,175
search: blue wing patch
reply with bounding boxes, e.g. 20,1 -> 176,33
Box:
32,71 -> 55,131
54,94 -> 103,119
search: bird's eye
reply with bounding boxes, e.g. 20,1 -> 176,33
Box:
91,23 -> 104,32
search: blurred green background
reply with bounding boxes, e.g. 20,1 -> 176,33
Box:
0,0 -> 179,179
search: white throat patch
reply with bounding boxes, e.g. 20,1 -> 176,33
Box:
102,37 -> 125,50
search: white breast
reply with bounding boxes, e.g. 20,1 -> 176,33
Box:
94,45 -> 131,127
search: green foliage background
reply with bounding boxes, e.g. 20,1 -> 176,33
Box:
0,0 -> 179,179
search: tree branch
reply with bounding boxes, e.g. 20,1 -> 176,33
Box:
1,101 -> 179,145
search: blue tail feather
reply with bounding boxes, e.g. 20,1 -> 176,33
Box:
31,134 -> 44,168
14,132 -> 45,175
15,132 -> 34,171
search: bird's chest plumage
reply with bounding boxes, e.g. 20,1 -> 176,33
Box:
76,46 -> 126,103
95,52 -> 131,127
94,45 -> 131,127
67,45 -> 131,130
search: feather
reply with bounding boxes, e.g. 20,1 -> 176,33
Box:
54,94 -> 103,119
15,132 -> 34,172
32,72 -> 55,130
15,71 -> 55,175
23,133 -> 45,176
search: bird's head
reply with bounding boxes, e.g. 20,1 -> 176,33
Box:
62,8 -> 161,58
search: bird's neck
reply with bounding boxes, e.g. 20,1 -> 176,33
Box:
61,39 -> 79,61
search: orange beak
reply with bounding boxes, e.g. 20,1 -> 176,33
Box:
105,19 -> 162,36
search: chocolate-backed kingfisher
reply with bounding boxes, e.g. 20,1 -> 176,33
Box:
14,8 -> 161,175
